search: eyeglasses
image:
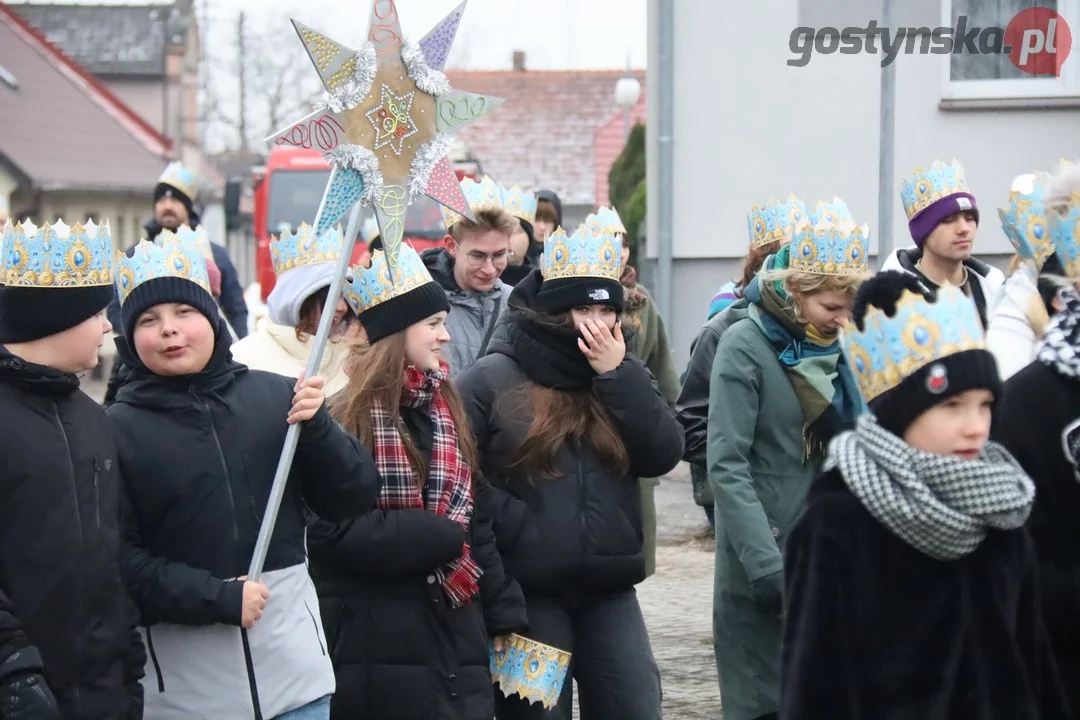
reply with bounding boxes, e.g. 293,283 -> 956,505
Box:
462,249 -> 511,268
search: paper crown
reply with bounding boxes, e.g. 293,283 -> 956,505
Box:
747,195 -> 809,248
809,197 -> 854,227
1,219 -> 114,288
542,224 -> 622,283
1049,183 -> 1080,279
157,161 -> 198,202
584,206 -> 628,236
490,634 -> 571,710
841,285 -> 986,402
998,172 -> 1055,270
116,231 -> 212,306
789,199 -> 870,276
441,176 -> 536,228
270,223 -> 344,277
343,242 -> 434,316
900,159 -> 972,220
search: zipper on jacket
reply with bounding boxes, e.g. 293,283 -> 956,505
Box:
575,439 -> 587,550
303,598 -> 327,656
145,626 -> 165,692
53,402 -> 84,695
91,456 -> 101,529
191,386 -> 241,550
241,629 -> 264,719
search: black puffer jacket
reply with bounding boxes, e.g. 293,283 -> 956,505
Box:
456,294 -> 684,595
0,347 -> 144,720
309,406 -> 527,719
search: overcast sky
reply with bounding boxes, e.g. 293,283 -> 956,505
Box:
15,0 -> 646,150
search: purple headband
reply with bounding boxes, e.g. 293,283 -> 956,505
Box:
909,192 -> 979,247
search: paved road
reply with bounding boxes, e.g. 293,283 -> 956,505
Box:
84,364 -> 722,718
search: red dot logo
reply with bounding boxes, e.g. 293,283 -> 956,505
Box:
1006,7 -> 1072,76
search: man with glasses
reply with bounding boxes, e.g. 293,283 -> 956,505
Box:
422,202 -> 518,375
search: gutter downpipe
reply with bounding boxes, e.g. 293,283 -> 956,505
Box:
656,0 -> 675,319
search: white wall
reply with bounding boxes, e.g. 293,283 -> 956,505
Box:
649,0 -> 1080,367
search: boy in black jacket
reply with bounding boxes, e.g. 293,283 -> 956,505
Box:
0,219 -> 144,720
106,231 -> 381,719
781,271 -> 1069,719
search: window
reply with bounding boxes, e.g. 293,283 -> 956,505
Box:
943,0 -> 1080,99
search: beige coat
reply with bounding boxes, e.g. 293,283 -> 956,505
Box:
229,322 -> 352,396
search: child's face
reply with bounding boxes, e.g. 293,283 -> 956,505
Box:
403,311 -> 450,373
903,388 -> 994,460
53,310 -> 111,374
133,303 -> 215,376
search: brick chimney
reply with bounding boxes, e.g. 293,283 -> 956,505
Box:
512,50 -> 526,72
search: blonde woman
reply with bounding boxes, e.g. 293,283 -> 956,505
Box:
707,200 -> 869,720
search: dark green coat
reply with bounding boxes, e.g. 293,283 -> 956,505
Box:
707,317 -> 820,720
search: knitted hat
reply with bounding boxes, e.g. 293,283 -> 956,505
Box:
900,160 -> 979,248
535,223 -> 624,313
842,270 -> 999,436
153,161 -> 198,218
116,234 -> 219,343
343,244 -> 450,343
0,219 -> 116,343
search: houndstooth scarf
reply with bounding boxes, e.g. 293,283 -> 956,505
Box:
371,361 -> 481,607
1038,285 -> 1080,379
827,414 -> 1035,560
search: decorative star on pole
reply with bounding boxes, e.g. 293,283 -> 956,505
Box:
266,0 -> 503,273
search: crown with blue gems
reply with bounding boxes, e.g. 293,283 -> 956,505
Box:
541,224 -> 622,283
270,223 -> 344,277
998,171 -> 1055,270
841,284 -> 986,402
342,242 -> 434,316
747,194 -> 809,248
789,198 -> 870,276
157,161 -> 198,202
1049,181 -> 1080,279
441,175 -> 505,229
809,197 -> 854,227
503,186 -> 538,225
490,634 -> 571,711
900,159 -> 971,220
115,231 -> 211,306
584,206 -> 627,236
1,219 -> 114,288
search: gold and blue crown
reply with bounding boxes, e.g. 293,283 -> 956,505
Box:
841,285 -> 986,402
998,172 -> 1055,270
158,161 -> 198,202
116,231 -> 211,306
542,224 -> 622,283
503,186 -> 538,225
900,159 -> 971,220
1049,184 -> 1080,279
441,175 -> 504,229
789,199 -> 869,276
809,197 -> 854,228
747,194 -> 809,248
1,219 -> 114,288
343,242 -> 434,316
584,207 -> 627,236
270,223 -> 344,277
490,634 -> 571,711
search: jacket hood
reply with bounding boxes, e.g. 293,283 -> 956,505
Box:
536,189 -> 564,227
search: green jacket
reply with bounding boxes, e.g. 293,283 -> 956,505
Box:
623,284 -> 680,403
706,316 -> 820,720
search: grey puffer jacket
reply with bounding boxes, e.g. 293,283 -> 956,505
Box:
422,248 -> 511,376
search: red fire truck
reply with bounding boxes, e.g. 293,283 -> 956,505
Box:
251,144 -> 481,301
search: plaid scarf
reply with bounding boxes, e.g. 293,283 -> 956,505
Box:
371,361 -> 481,607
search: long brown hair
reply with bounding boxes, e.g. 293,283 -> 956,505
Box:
330,332 -> 479,480
739,240 -> 781,291
502,310 -> 630,479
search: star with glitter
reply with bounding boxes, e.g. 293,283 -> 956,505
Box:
266,0 -> 503,272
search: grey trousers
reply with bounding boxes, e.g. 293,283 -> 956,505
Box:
494,589 -> 662,720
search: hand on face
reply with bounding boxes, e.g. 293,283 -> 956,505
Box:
288,372 -> 325,424
578,318 -> 625,375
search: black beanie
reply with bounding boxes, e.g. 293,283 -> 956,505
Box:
154,182 -> 194,218
357,280 -> 450,343
121,276 -> 220,343
0,284 -> 115,343
848,270 -> 1000,437
535,274 -> 624,314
